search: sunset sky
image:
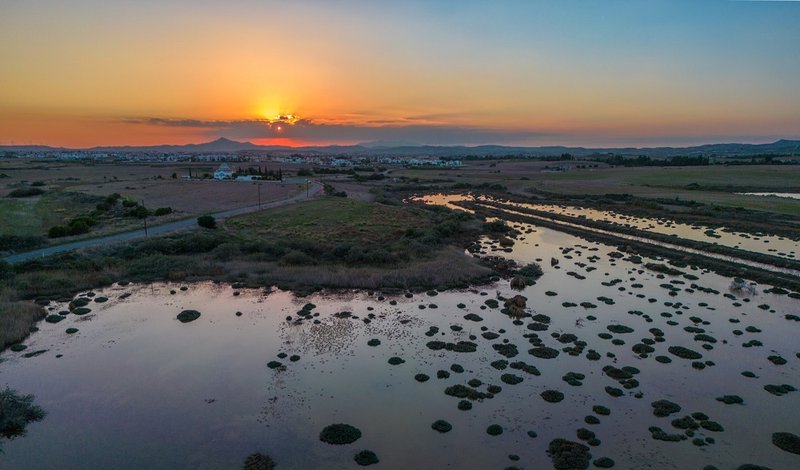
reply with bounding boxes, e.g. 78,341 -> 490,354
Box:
1,0 -> 799,148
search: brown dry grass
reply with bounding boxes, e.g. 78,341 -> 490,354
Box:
0,302 -> 45,349
219,246 -> 491,291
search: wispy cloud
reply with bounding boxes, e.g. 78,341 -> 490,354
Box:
121,116 -> 558,146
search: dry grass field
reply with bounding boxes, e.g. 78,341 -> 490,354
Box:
0,159 -> 302,241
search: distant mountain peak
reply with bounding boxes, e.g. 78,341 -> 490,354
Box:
189,137 -> 257,151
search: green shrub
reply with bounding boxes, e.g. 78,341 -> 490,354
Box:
0,235 -> 45,252
121,199 -> 138,208
48,225 -> 69,238
126,206 -> 149,218
67,220 -> 90,236
197,215 -> 216,229
7,188 -> 45,198
154,207 -> 173,216
279,250 -> 316,266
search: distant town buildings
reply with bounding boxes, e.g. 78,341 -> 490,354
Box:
213,163 -> 233,180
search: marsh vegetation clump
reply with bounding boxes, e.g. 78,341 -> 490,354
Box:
547,438 -> 591,469
445,384 -> 488,400
763,384 -> 796,396
387,357 -> 405,365
509,361 -> 540,375
414,373 -> 430,383
243,453 -> 276,470
177,309 -> 201,323
491,360 -> 509,370
607,324 -> 634,334
267,361 -> 282,369
0,387 -> 45,439
457,400 -> 472,411
486,424 -> 503,436
768,355 -> 787,366
354,450 -> 380,466
510,276 -> 526,290
772,432 -> 800,455
493,343 -> 519,358
517,262 -> 543,281
529,346 -> 559,359
593,405 -> 611,416
562,372 -> 585,386
65,328 -> 78,334
501,373 -> 523,385
44,314 -> 64,324
594,457 -> 615,468
431,420 -> 452,433
716,395 -> 744,405
426,340 -> 445,350
700,420 -> 724,432
668,346 -> 702,360
651,400 -> 681,417
648,426 -> 686,442
541,390 -> 565,403
319,423 -> 362,445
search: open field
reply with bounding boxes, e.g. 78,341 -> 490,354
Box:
0,159 -> 304,248
388,163 -> 800,215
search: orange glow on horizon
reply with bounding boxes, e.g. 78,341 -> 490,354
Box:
251,137 -> 321,147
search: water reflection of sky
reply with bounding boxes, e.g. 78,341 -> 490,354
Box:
414,193 -> 798,259
1,217 -> 799,469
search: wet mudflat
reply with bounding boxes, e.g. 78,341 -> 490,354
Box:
1,214 -> 799,469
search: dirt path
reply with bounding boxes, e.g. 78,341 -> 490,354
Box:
4,181 -> 323,264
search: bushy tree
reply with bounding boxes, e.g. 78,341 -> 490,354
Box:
197,215 -> 216,229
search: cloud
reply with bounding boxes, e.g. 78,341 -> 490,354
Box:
122,116 -> 557,145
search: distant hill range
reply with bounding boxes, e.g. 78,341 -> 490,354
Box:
2,137 -> 799,158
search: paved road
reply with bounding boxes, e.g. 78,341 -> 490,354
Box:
4,181 -> 323,264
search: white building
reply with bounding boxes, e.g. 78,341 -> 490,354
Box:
214,163 -> 233,180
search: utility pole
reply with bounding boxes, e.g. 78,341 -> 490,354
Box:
142,199 -> 148,236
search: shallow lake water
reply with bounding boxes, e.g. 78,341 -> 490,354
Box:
416,193 -> 799,260
1,208 -> 799,469
739,192 -> 800,200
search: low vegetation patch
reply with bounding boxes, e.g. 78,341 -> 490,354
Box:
243,453 -> 276,470
177,310 -> 201,323
772,432 -> 800,455
353,450 -> 379,466
7,187 -> 45,198
548,438 -> 591,470
0,301 -> 45,351
0,387 -> 45,439
319,423 -> 362,445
